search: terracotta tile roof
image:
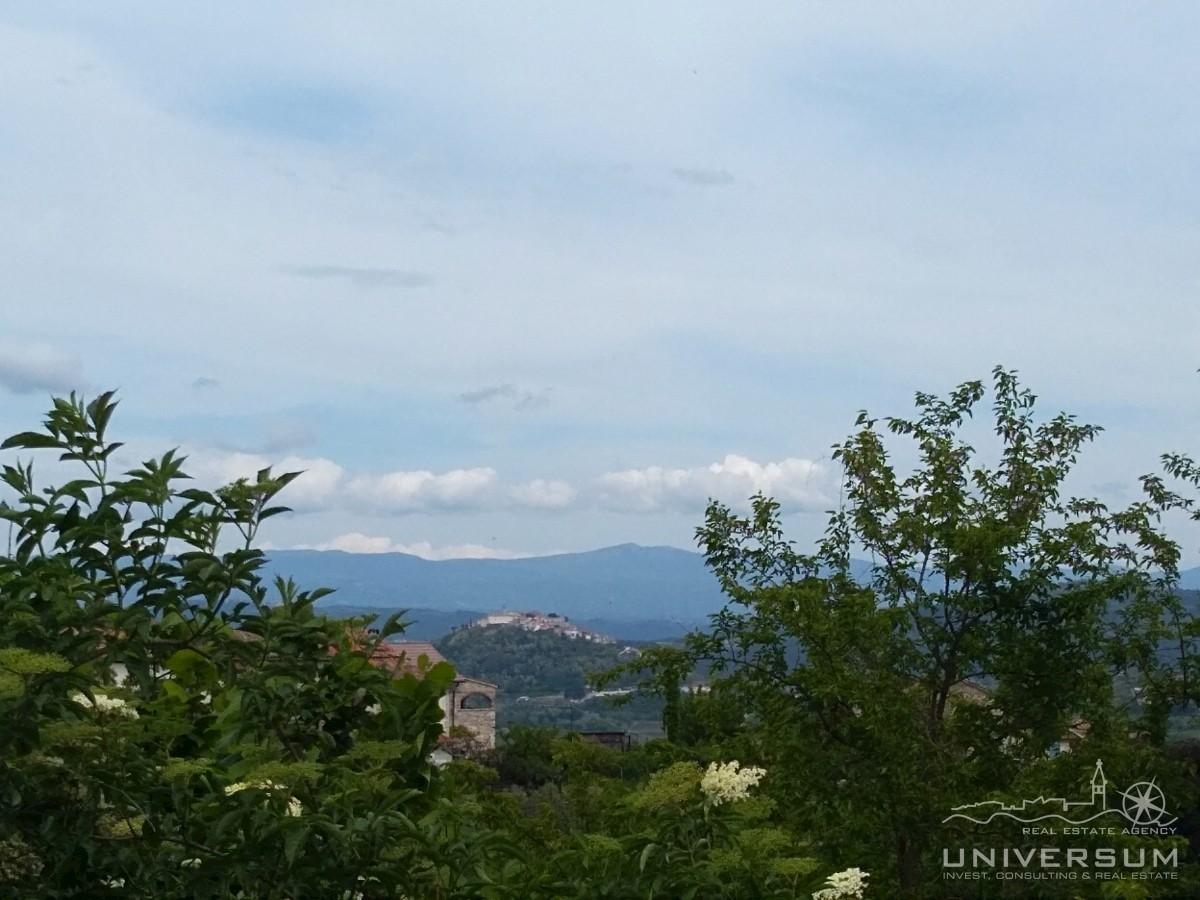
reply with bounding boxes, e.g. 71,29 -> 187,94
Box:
368,641 -> 448,677
229,630 -> 479,683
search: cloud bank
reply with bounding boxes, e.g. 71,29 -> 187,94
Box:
598,454 -> 828,513
185,448 -> 826,517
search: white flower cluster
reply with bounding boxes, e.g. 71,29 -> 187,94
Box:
224,780 -> 303,816
341,874 -> 382,899
71,691 -> 138,718
700,761 -> 767,806
812,867 -> 869,899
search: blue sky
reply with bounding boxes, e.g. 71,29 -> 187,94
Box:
2,3 -> 1200,560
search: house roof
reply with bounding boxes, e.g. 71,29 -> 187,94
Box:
368,641 -> 448,676
454,675 -> 499,690
228,630 -> 493,687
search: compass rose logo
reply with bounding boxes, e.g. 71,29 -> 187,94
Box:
1121,780 -> 1172,827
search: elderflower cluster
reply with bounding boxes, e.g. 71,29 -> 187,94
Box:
812,867 -> 869,899
70,691 -> 138,718
700,761 -> 767,806
224,780 -> 303,816
341,874 -> 383,899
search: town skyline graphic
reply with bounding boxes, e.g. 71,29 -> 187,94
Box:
943,760 -> 1176,828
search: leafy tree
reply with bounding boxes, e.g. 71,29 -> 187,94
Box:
0,393 -> 522,898
625,368 -> 1186,893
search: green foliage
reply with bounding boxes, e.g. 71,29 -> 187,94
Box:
613,369 -> 1196,894
0,393 -> 466,898
503,689 -> 665,735
435,624 -> 637,695
493,725 -> 564,787
14,374 -> 1200,897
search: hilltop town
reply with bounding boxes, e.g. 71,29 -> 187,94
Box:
461,610 -> 617,644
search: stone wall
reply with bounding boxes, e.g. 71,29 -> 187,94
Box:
440,677 -> 497,749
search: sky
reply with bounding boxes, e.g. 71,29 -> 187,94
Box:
2,3 -> 1200,561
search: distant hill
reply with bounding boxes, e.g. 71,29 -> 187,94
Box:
263,544 -> 728,630
434,624 -> 639,696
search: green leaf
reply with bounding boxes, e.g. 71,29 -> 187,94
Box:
639,842 -> 659,873
0,431 -> 61,451
283,823 -> 309,866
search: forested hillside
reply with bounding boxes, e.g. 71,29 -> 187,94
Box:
435,625 -> 639,696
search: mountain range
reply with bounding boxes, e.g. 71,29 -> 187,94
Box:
262,544 -> 729,638
262,544 -> 1200,640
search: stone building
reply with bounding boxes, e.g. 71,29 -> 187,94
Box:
368,640 -> 497,749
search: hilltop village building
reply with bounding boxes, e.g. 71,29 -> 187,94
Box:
467,610 -> 616,644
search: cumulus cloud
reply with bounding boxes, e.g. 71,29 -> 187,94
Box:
598,454 -> 828,513
458,383 -> 551,410
294,532 -> 531,560
672,167 -> 735,186
509,478 -> 575,510
348,466 -> 498,513
281,264 -> 432,289
185,451 -> 345,509
0,344 -> 83,395
183,448 -> 569,516
181,449 -> 824,521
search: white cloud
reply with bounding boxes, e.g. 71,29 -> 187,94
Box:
510,478 -> 575,510
598,454 -> 829,514
184,447 -> 828,520
293,532 -> 531,560
278,456 -> 345,507
185,450 -> 272,487
349,467 -> 498,513
185,449 -> 507,514
184,451 -> 344,509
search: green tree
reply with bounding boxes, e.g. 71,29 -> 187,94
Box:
631,368 -> 1185,894
0,393 -> 523,898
